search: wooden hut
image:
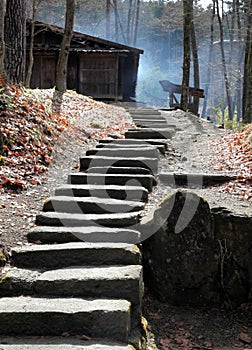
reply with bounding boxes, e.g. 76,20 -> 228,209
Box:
26,20 -> 144,101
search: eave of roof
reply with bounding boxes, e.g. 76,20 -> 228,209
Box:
26,19 -> 144,55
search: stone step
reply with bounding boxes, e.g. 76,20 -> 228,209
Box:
87,166 -> 151,175
86,147 -> 159,159
99,138 -> 169,152
125,129 -> 173,140
68,173 -> 155,192
11,242 -> 141,269
0,266 -> 143,305
159,172 -> 238,187
96,142 -> 166,155
43,196 -> 145,214
27,226 -> 141,244
131,120 -> 172,125
131,115 -> 163,121
129,111 -> 161,115
79,156 -> 158,174
136,123 -> 174,129
35,211 -> 140,228
54,184 -> 148,202
0,297 -> 130,341
0,339 -> 134,350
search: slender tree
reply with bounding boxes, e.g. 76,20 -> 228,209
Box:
202,1 -> 216,118
4,0 -> 26,83
190,1 -> 200,114
25,0 -> 42,88
215,0 -> 233,120
180,0 -> 192,111
0,0 -> 6,82
55,0 -> 75,91
243,0 -> 252,123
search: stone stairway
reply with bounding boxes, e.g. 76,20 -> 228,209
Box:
0,107 -> 171,350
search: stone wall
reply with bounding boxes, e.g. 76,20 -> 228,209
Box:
142,190 -> 252,306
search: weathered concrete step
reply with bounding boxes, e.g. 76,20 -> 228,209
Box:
87,166 -> 151,175
99,138 -> 169,153
1,266 -> 143,305
86,147 -> 159,159
159,172 -> 238,187
0,338 -> 134,350
0,297 -> 130,341
133,121 -> 167,126
129,111 -> 161,115
35,211 -> 140,228
96,142 -> 165,155
79,156 -> 158,174
132,116 -> 166,121
125,129 -> 173,140
68,173 -> 155,192
55,184 -> 148,202
11,242 -> 141,269
27,226 -> 141,244
43,196 -> 145,214
137,124 -> 174,129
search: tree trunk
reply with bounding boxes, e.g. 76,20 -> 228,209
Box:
133,0 -> 140,46
180,0 -> 191,112
25,0 -> 40,88
127,0 -> 133,45
55,0 -> 75,92
243,0 -> 252,124
202,1 -> 215,118
215,0 -> 233,120
4,0 -> 26,84
190,1 -> 200,115
113,0 -> 119,42
106,0 -> 111,40
0,0 -> 6,82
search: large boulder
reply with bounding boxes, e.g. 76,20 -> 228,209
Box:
142,190 -> 219,305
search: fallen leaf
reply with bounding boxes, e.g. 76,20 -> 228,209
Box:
239,332 -> 252,344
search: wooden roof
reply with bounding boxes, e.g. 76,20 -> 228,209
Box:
26,19 -> 144,55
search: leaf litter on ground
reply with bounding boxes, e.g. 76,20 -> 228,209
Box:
0,85 -> 133,192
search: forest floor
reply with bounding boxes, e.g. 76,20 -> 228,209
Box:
0,86 -> 252,350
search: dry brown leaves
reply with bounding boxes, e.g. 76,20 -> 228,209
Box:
209,127 -> 252,202
0,86 -> 133,192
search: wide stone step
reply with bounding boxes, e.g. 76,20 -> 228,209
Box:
98,138 -> 169,153
0,266 -> 143,305
87,166 -> 151,175
43,196 -> 145,214
27,226 -> 141,244
129,111 -> 161,116
79,156 -> 158,174
35,211 -> 140,228
68,173 -> 155,192
96,142 -> 166,155
159,172 -> 238,187
0,339 -> 134,350
131,120 -> 173,126
86,147 -> 159,159
132,115 -> 166,120
11,242 -> 141,269
137,123 -> 174,129
0,297 -> 130,341
54,184 -> 148,202
125,129 -> 173,140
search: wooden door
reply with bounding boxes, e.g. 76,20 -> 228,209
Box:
79,53 -> 120,99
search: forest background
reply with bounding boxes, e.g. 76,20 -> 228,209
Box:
24,0 -> 250,124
